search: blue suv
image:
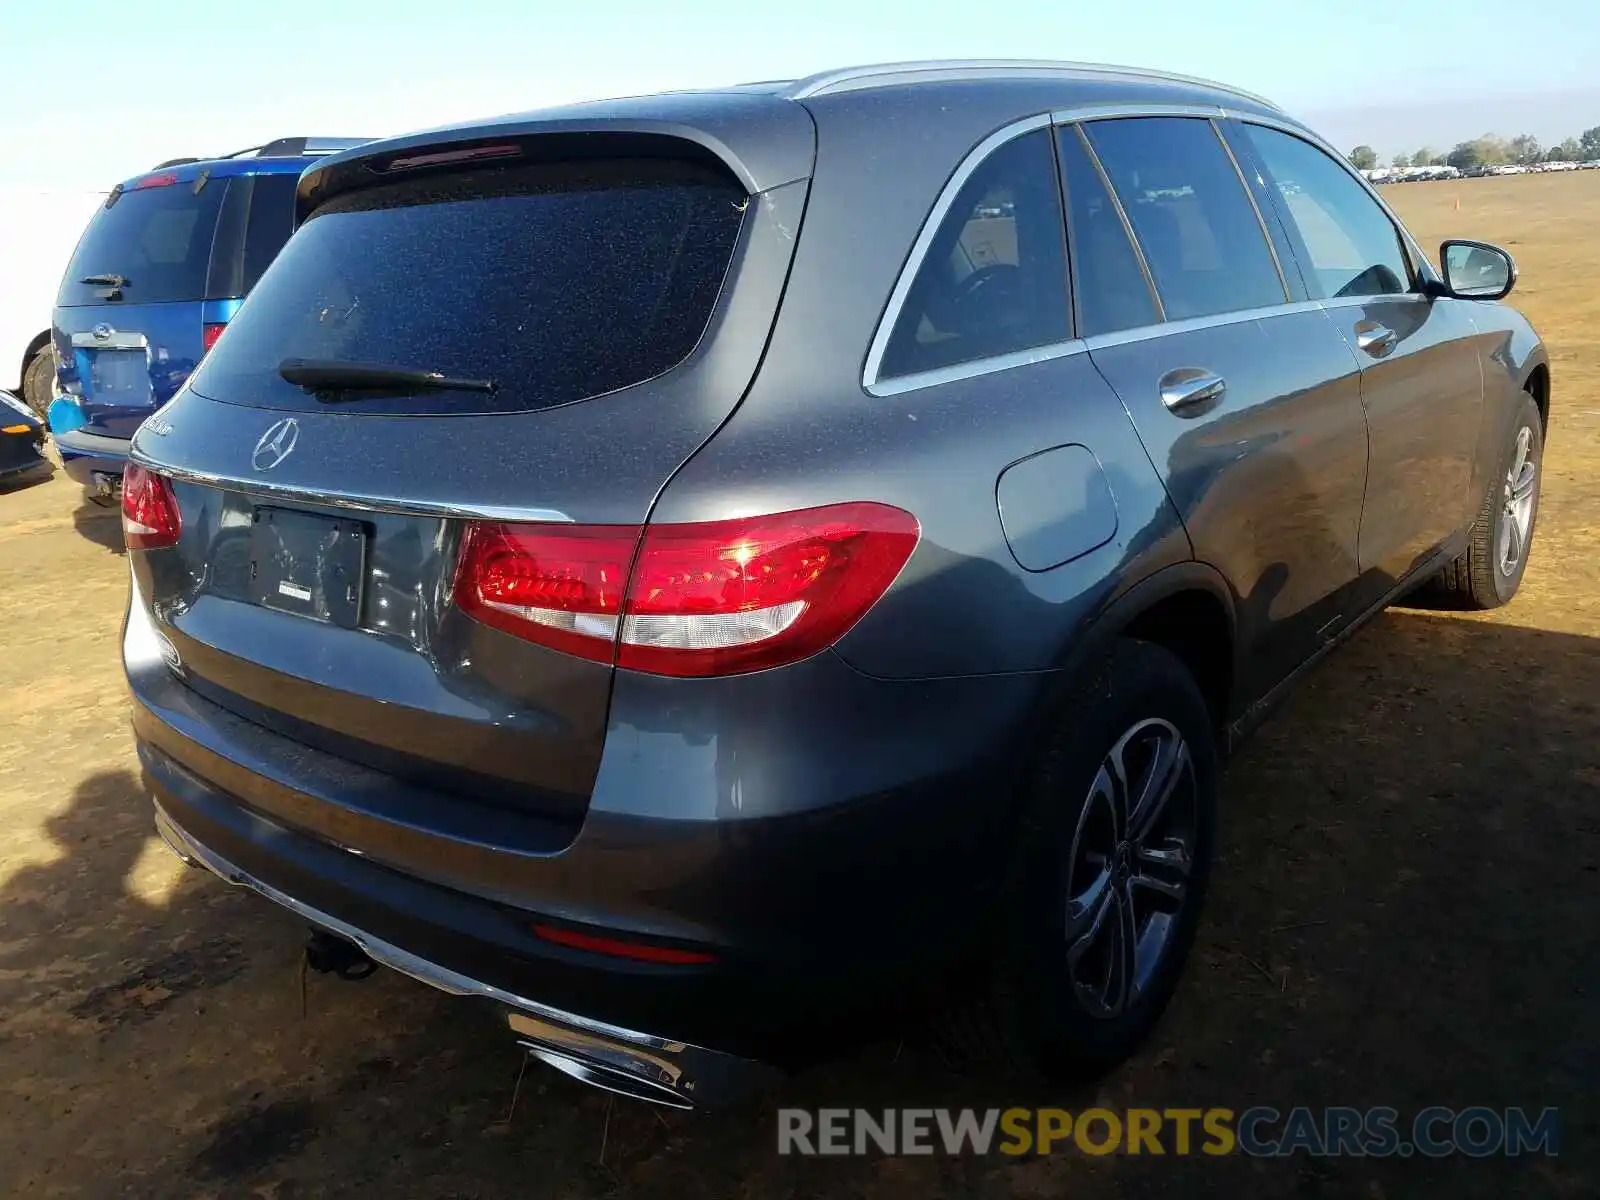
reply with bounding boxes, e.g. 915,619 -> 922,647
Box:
50,138 -> 368,499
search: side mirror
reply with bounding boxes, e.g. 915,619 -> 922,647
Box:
1439,239 -> 1517,300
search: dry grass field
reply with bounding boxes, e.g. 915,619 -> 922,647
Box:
1,173 -> 1596,1198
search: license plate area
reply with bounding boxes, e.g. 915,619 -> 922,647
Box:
247,507 -> 368,628
86,349 -> 150,399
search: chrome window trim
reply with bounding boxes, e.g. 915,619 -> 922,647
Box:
860,112 -> 1053,391
789,60 -> 1282,112
1080,298 -> 1328,352
866,338 -> 1087,397
1316,293 -> 1427,312
861,105 -> 1352,396
1223,112 -> 1436,282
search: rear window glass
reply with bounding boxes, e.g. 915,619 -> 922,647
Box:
189,158 -> 748,415
57,181 -> 226,306
879,129 -> 1070,378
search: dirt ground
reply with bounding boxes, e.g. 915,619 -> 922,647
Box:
2,173 -> 1596,1198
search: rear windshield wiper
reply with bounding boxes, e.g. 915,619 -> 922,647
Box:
278,358 -> 497,400
81,273 -> 130,287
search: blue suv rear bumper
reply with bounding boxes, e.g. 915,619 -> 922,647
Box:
55,427 -> 131,489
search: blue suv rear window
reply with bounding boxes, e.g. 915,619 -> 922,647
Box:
188,158 -> 748,415
57,182 -> 226,306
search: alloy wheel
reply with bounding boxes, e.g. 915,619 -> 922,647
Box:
1497,425 -> 1538,577
1063,717 -> 1197,1019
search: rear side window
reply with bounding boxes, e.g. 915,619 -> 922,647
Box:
1084,117 -> 1286,321
1056,125 -> 1160,337
189,158 -> 747,415
57,181 -> 226,306
1242,125 -> 1413,299
878,129 -> 1070,379
241,174 -> 299,293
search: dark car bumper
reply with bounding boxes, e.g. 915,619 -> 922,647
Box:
54,427 -> 130,488
0,423 -> 50,483
128,590 -> 1048,1105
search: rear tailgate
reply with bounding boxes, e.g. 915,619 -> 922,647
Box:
54,300 -> 205,437
127,103 -> 814,824
53,173 -> 225,436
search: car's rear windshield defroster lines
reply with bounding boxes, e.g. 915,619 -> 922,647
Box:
189,158 -> 749,415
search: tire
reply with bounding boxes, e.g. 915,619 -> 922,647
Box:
975,639 -> 1219,1081
21,344 -> 53,425
1434,392 -> 1543,609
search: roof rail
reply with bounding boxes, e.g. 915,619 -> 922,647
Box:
223,137 -> 373,159
786,59 -> 1281,112
150,156 -> 204,170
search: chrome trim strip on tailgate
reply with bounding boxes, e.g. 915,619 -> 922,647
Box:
130,454 -> 573,523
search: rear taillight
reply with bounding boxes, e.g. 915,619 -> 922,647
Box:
202,322 -> 226,354
122,464 -> 182,550
453,502 -> 919,677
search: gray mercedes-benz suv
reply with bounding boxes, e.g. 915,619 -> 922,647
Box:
124,60 -> 1549,1108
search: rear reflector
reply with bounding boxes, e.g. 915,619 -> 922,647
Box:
531,924 -> 718,965
201,322 -> 227,354
453,502 -> 919,677
122,464 -> 182,550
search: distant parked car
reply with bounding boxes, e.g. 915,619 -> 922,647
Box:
127,60 -> 1550,1108
0,390 -> 50,486
0,189 -> 108,422
49,138 -> 370,502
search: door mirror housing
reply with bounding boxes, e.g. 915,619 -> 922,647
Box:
1438,239 -> 1516,300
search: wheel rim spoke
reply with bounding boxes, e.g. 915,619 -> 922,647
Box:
1067,875 -> 1123,1016
1126,729 -> 1188,844
1113,884 -> 1138,1009
1131,842 -> 1189,905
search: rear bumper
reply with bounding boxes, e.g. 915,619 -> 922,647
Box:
126,570 -> 1050,1092
152,800 -> 776,1108
54,427 -> 130,486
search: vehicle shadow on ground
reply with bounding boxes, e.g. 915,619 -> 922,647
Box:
0,609 -> 1594,1199
69,495 -> 125,554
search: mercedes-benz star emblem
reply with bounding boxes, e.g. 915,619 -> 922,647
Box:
91,323 -> 115,342
251,417 -> 300,471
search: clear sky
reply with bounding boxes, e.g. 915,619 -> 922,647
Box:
3,0 -> 1599,190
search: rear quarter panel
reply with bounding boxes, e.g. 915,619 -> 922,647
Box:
652,85 -> 1192,680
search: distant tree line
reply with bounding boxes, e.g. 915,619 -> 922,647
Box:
1346,127 -> 1600,171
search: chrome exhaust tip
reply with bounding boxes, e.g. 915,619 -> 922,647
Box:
519,1042 -> 696,1110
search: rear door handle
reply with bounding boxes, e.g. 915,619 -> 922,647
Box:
1354,321 -> 1397,358
1158,367 -> 1227,414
